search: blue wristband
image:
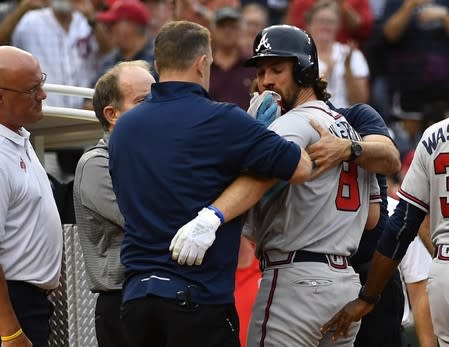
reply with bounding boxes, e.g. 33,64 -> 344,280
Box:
207,205 -> 225,225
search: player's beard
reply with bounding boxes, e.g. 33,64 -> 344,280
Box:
279,86 -> 301,112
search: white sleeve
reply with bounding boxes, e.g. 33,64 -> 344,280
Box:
369,173 -> 381,202
350,49 -> 370,78
399,140 -> 430,212
399,237 -> 432,284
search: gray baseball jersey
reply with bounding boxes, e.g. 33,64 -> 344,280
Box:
244,100 -> 381,257
397,117 -> 449,346
399,117 -> 449,246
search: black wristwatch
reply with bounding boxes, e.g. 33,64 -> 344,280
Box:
358,285 -> 381,305
350,140 -> 362,161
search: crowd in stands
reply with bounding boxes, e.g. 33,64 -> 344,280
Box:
1,0 -> 447,157
1,0 -> 447,346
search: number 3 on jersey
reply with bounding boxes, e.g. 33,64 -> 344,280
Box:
434,152 -> 449,218
336,161 -> 360,211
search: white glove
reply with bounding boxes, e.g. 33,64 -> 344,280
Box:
169,207 -> 222,266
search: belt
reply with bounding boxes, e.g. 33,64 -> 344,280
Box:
434,244 -> 449,260
261,250 -> 351,271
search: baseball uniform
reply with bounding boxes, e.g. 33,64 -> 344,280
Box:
244,100 -> 381,347
395,118 -> 449,346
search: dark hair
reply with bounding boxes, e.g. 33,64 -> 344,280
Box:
92,60 -> 151,131
314,77 -> 331,102
154,21 -> 210,73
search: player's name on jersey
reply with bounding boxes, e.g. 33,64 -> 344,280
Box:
422,124 -> 449,155
329,119 -> 362,141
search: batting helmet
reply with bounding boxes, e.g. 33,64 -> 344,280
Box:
244,25 -> 319,86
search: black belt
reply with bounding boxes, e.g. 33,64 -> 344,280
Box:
434,244 -> 449,260
261,250 -> 351,271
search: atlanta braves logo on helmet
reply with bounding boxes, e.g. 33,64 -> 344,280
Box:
255,32 -> 271,53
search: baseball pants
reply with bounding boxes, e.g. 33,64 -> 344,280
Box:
247,262 -> 361,347
428,258 -> 449,347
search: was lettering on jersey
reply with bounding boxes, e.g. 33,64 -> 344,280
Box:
422,124 -> 449,155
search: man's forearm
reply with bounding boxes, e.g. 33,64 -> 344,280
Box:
0,266 -> 21,336
212,175 -> 278,223
355,135 -> 401,175
363,251 -> 401,297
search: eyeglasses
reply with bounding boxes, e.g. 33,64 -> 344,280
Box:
0,72 -> 47,96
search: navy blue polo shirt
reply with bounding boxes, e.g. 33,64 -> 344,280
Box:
331,102 -> 392,265
109,82 -> 300,304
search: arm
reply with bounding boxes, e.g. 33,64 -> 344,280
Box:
337,0 -> 362,33
365,202 -> 380,231
321,199 -> 425,339
78,154 -> 124,227
170,148 -> 311,265
406,280 -> 437,347
383,0 -> 425,43
344,46 -> 370,105
0,266 -> 32,346
73,0 -> 113,56
0,0 -> 45,45
216,147 -> 311,221
307,120 -> 400,178
418,215 -> 434,256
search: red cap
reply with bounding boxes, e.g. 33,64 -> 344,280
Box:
97,0 -> 150,26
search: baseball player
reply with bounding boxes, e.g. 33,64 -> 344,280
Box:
171,25 -> 381,346
322,117 -> 449,347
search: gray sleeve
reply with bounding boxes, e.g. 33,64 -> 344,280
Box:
79,155 -> 124,227
268,113 -> 317,148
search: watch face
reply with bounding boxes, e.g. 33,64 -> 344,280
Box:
351,141 -> 362,159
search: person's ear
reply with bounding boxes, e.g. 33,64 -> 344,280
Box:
197,54 -> 208,77
103,105 -> 117,128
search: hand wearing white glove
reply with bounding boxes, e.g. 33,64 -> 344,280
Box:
169,206 -> 223,266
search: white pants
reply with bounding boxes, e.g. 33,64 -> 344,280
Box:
428,259 -> 449,347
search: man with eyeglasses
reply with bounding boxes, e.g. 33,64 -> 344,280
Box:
0,46 -> 62,347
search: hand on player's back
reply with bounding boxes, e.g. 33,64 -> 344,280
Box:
306,119 -> 349,179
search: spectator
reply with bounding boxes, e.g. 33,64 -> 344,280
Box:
287,0 -> 373,44
73,61 -> 155,347
0,0 -> 47,45
12,0 -> 105,108
364,0 -> 390,122
108,20 -> 312,347
0,46 -> 62,347
305,0 -> 370,107
382,0 -> 449,117
142,0 -> 173,37
209,6 -> 256,109
240,2 -> 268,58
388,94 -> 424,160
94,0 -> 155,84
173,0 -> 239,28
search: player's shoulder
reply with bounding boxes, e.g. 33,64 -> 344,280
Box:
416,118 -> 449,157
